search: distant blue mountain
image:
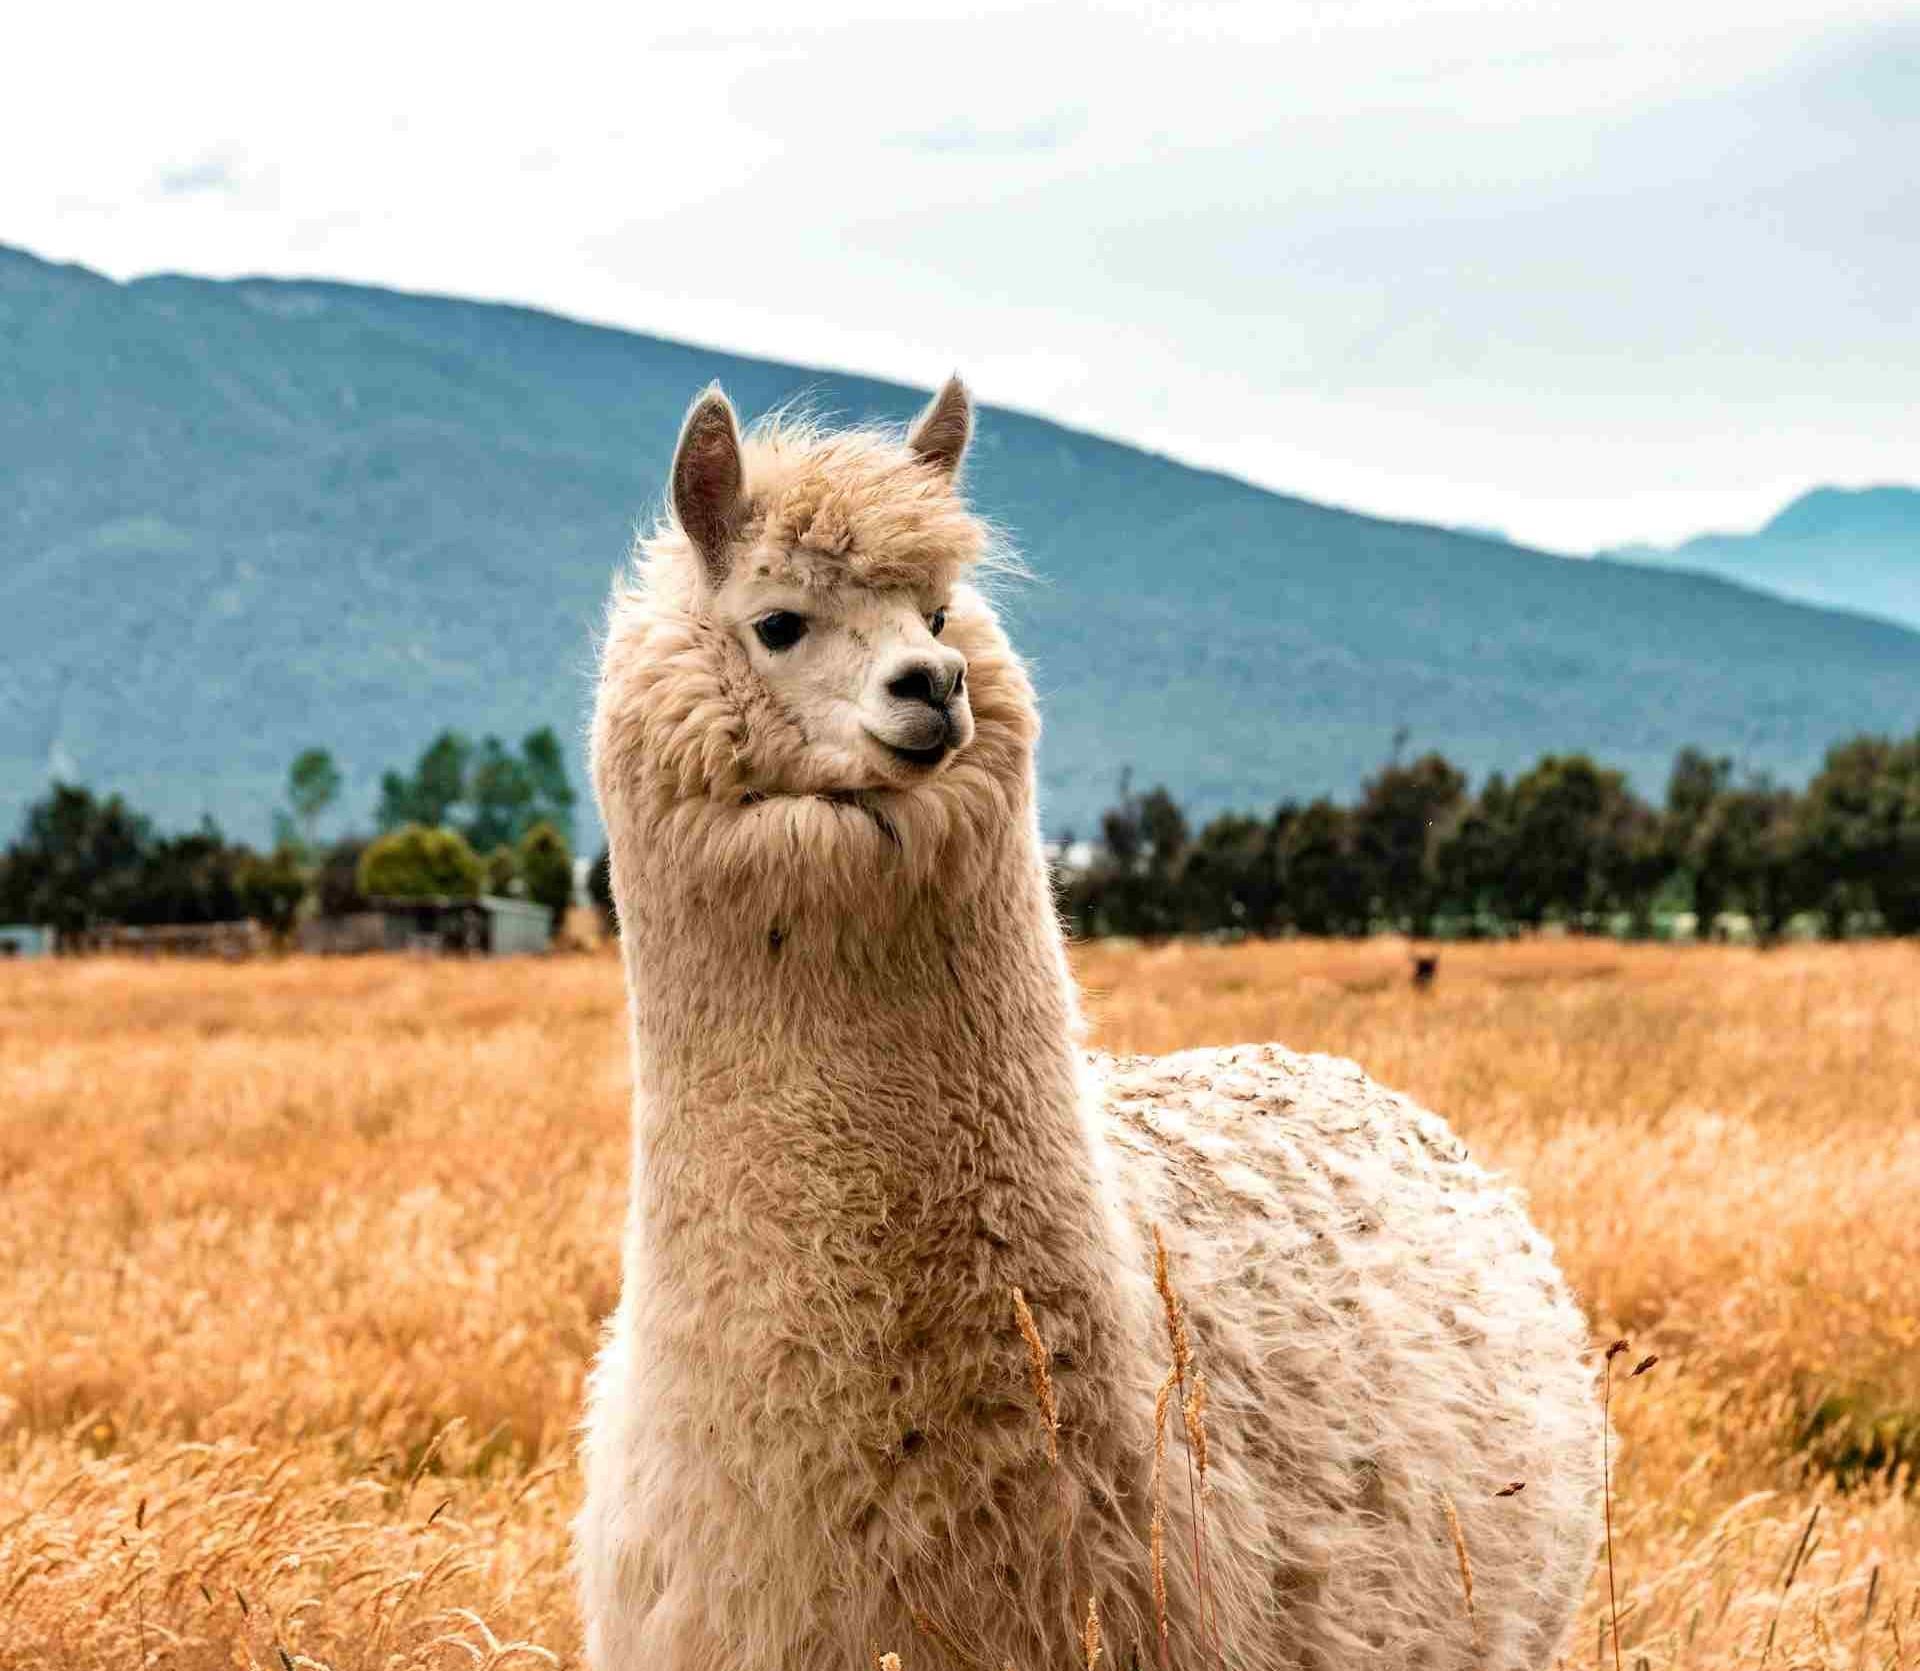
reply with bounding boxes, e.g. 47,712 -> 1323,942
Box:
1607,486 -> 1920,629
5,241 -> 1920,849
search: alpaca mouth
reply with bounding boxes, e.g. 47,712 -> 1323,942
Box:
880,737 -> 952,769
866,722 -> 956,770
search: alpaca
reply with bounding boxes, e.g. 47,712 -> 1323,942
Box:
575,377 -> 1604,1670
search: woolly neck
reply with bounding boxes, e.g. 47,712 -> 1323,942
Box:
616,769 -> 1092,1210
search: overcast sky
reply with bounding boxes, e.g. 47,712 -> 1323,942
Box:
9,1 -> 1915,551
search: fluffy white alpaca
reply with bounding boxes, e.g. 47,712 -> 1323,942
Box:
576,377 -> 1604,1670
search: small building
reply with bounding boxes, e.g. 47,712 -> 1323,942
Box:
0,925 -> 52,959
301,895 -> 553,957
478,895 -> 555,956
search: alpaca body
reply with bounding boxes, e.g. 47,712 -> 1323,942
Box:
577,381 -> 1602,1668
1095,1044 -> 1602,1669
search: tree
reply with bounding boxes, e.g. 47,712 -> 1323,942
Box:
1277,798 -> 1368,935
518,820 -> 573,931
1591,786 -> 1666,935
122,823 -> 247,925
1351,753 -> 1467,934
376,726 -> 577,852
1709,781 -> 1813,941
1137,787 -> 1190,876
1800,734 -> 1920,934
237,847 -> 308,935
357,824 -> 484,900
465,736 -> 536,852
1179,811 -> 1280,933
286,748 -> 342,851
0,783 -> 152,937
521,726 -> 578,842
378,731 -> 472,831
1431,773 -> 1514,931
1099,769 -> 1143,869
1501,755 -> 1653,927
1062,774 -> 1195,938
315,837 -> 372,917
485,845 -> 521,896
1664,749 -> 1735,936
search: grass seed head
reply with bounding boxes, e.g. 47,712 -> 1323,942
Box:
1009,1286 -> 1061,1468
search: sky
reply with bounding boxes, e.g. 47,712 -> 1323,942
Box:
7,0 -> 1916,552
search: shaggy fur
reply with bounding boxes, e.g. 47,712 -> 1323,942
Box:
576,380 -> 1604,1670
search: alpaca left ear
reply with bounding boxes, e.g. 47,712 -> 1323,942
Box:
670,383 -> 746,590
907,374 -> 973,480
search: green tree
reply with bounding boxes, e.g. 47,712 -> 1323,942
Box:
485,844 -> 521,896
517,820 -> 573,931
1579,772 -> 1667,933
1137,787 -> 1190,876
1099,769 -> 1144,869
1708,781 -> 1813,941
521,726 -> 578,842
123,823 -> 247,925
357,824 -> 484,900
1351,752 -> 1467,934
315,837 -> 372,917
1065,775 -> 1194,938
377,731 -> 472,832
466,735 -> 536,853
1664,748 -> 1735,936
1179,811 -> 1280,933
1502,754 -> 1653,927
0,783 -> 152,936
1800,734 -> 1920,934
237,847 -> 308,935
286,748 -> 342,851
1431,773 -> 1514,931
1277,798 -> 1368,935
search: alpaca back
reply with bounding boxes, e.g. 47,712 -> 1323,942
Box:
1097,1044 -> 1603,1671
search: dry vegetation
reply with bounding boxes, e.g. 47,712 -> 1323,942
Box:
3,938 -> 1918,1668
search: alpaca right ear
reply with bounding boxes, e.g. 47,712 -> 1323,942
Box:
907,374 -> 973,480
670,384 -> 745,589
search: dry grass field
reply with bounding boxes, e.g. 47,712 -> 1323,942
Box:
4,938 -> 1919,1668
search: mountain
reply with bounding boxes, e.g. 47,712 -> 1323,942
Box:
5,241 -> 1920,850
1608,486 -> 1920,628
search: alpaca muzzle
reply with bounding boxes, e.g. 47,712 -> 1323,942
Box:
866,693 -> 974,770
867,649 -> 974,767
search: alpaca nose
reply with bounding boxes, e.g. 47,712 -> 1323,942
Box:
886,655 -> 965,711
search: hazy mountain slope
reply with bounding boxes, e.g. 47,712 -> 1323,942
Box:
1609,486 -> 1919,629
5,242 -> 1920,848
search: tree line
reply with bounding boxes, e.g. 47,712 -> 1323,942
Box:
0,727 -> 585,944
9,725 -> 1918,947
1058,732 -> 1920,941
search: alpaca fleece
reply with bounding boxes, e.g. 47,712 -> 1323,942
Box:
576,390 -> 1604,1670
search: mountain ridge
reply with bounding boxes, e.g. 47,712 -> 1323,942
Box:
4,240 -> 1920,848
1607,484 -> 1919,629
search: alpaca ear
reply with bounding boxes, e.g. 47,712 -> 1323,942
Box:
907,374 -> 973,480
670,384 -> 745,588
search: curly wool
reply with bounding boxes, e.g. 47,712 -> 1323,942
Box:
575,404 -> 1604,1670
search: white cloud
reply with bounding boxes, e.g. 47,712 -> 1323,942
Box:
6,0 -> 1914,549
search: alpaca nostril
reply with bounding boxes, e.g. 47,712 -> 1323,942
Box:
887,664 -> 948,709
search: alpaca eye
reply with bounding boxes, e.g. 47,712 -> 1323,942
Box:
928,607 -> 948,638
754,612 -> 808,652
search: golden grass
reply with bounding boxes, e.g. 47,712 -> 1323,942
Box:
3,939 -> 1919,1667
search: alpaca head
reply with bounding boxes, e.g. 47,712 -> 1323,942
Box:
666,377 -> 979,791
593,377 -> 1041,902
